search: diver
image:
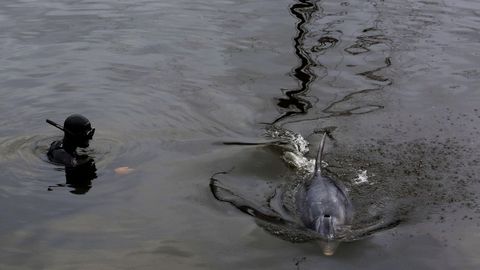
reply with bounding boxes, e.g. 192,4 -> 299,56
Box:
46,114 -> 97,194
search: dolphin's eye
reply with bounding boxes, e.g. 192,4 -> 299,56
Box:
324,214 -> 331,218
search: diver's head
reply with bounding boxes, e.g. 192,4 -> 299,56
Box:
315,214 -> 339,255
63,114 -> 95,148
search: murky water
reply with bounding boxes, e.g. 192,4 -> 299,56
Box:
1,0 -> 480,269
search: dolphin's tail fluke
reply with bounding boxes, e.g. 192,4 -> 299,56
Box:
314,133 -> 327,176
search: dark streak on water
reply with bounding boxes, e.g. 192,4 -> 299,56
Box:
322,56 -> 391,117
275,0 -> 395,125
274,0 -> 318,124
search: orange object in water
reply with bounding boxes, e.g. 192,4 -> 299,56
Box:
114,167 -> 134,175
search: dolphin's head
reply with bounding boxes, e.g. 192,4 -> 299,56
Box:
315,215 -> 340,255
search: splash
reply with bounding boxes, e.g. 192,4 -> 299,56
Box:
282,151 -> 315,175
353,170 -> 370,185
264,125 -> 310,155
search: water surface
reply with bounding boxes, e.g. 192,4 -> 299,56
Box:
1,0 -> 480,269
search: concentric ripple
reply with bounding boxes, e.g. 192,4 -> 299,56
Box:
0,131 -> 154,196
0,135 -> 59,195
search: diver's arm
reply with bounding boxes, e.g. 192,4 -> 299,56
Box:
75,156 -> 94,167
50,150 -> 77,167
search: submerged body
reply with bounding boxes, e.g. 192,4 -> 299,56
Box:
47,140 -> 81,167
296,134 -> 353,255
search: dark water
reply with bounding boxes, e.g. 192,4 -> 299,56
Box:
1,0 -> 480,269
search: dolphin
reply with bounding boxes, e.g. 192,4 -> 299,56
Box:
210,132 -> 401,255
295,133 -> 353,255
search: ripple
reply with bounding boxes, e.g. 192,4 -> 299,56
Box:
0,135 -> 58,195
0,132 -> 153,196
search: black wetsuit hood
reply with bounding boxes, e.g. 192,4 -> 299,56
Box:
63,114 -> 95,148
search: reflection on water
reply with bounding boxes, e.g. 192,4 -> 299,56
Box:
322,57 -> 391,117
275,0 -> 394,125
274,0 -> 318,124
47,158 -> 98,195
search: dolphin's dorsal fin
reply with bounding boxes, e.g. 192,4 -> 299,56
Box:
314,133 -> 327,176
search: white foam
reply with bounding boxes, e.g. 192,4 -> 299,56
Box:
353,170 -> 370,185
282,151 -> 315,173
